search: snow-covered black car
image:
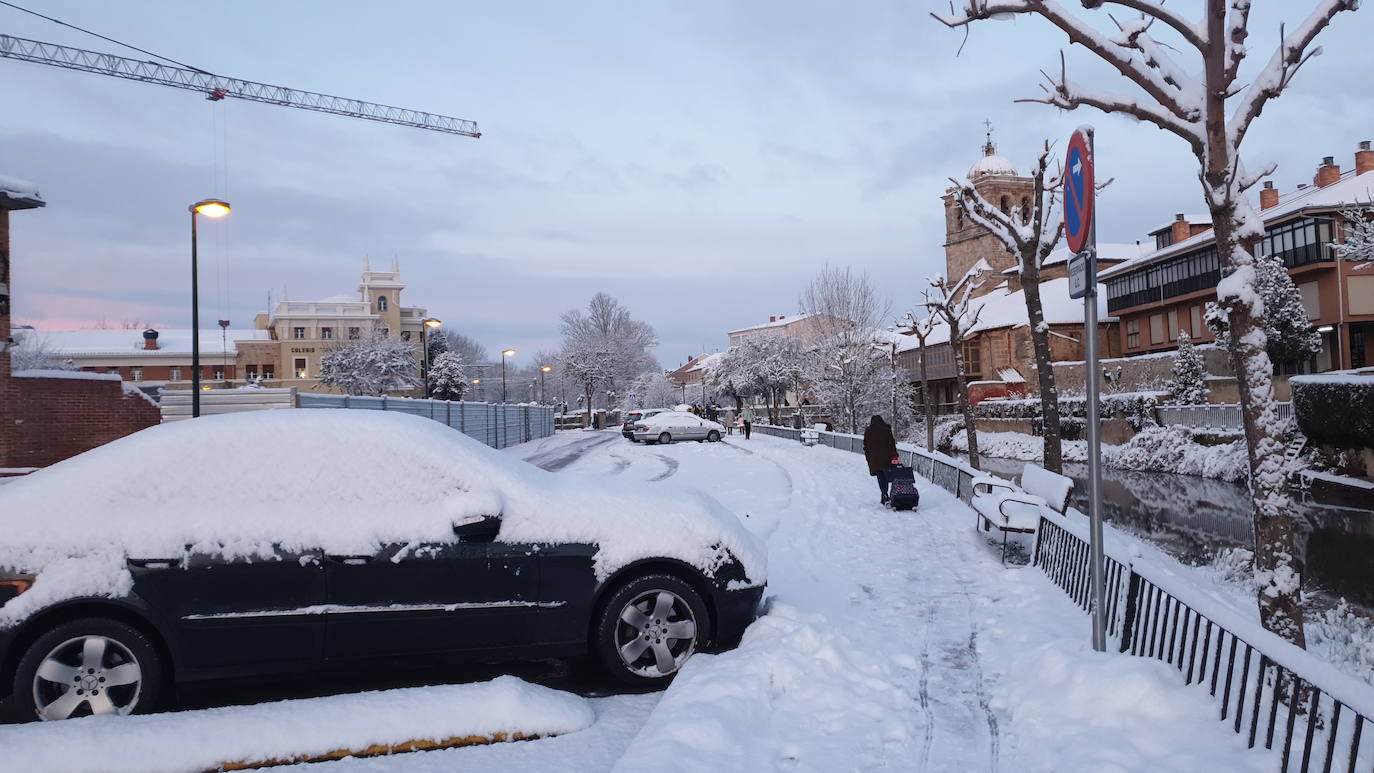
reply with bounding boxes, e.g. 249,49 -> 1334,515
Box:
0,411 -> 766,721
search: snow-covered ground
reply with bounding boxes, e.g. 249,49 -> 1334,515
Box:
1,428 -> 1281,771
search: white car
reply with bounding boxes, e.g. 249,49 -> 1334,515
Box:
632,411 -> 725,444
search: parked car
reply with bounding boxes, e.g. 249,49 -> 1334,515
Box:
632,411 -> 726,444
622,408 -> 667,441
0,411 -> 766,722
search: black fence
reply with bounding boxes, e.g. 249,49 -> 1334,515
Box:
1036,516 -> 1374,772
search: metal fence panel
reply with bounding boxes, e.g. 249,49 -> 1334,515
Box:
1156,402 -> 1292,430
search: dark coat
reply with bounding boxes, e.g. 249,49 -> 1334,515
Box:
862,416 -> 897,476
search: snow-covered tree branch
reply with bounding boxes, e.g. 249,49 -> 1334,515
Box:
319,329 -> 419,396
925,269 -> 986,470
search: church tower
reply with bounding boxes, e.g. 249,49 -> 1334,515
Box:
359,257 -> 405,338
941,126 -> 1035,298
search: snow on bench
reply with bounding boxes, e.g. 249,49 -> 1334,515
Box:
970,463 -> 1073,563
800,423 -> 826,446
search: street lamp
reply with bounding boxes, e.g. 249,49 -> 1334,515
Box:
471,377 -> 481,402
189,198 -> 230,418
420,317 -> 442,397
501,348 -> 516,403
540,365 -> 552,404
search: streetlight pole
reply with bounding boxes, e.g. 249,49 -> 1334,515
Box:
188,198 -> 231,418
540,365 -> 551,404
501,348 -> 516,403
420,318 -> 442,397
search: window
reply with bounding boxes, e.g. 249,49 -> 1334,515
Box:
1190,305 -> 1203,337
213,368 -> 225,380
956,210 -> 964,231
1126,320 -> 1141,349
961,339 -> 982,379
348,327 -> 360,340
246,365 -> 258,380
382,327 -> 389,338
294,358 -> 308,379
401,331 -> 412,342
130,367 -> 143,381
1020,196 -> 1030,225
377,295 -> 388,312
1150,315 -> 1165,344
1258,217 -> 1331,268
321,327 -> 333,340
1156,231 -> 1174,250
1167,310 -> 1179,341
294,327 -> 306,340
1298,282 -> 1320,320
999,195 -> 1010,215
169,366 -> 182,381
263,365 -> 275,379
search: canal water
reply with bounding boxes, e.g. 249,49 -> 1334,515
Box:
965,455 -> 1374,608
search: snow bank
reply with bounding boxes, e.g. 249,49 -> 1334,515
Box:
0,676 -> 593,773
951,426 -> 1249,482
0,411 -> 764,624
612,604 -> 913,772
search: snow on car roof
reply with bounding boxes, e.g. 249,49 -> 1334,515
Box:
0,411 -> 764,623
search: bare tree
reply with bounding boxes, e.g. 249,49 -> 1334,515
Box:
9,330 -> 75,372
925,270 -> 986,469
950,140 -> 1069,472
443,331 -> 492,369
933,0 -> 1360,648
799,266 -> 893,433
903,309 -> 939,450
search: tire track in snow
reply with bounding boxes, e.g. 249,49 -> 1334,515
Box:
916,600 -> 937,773
607,453 -> 632,475
649,454 -> 679,481
720,440 -> 793,509
523,433 -> 618,472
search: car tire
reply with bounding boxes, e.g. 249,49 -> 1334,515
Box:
12,617 -> 165,722
657,432 -> 672,445
594,573 -> 708,688
706,430 -> 721,442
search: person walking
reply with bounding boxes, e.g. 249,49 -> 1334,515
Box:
863,414 -> 898,504
741,406 -> 754,439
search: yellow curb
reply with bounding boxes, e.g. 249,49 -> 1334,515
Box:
214,731 -> 540,770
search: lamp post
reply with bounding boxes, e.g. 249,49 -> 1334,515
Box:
420,317 -> 442,397
501,348 -> 516,403
188,198 -> 231,418
471,377 -> 481,401
539,365 -> 552,404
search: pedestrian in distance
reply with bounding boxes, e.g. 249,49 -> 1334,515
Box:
863,414 -> 898,504
741,406 -> 754,439
726,413 -> 735,435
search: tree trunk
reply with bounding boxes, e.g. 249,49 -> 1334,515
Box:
1020,254 -> 1064,473
919,341 -> 934,450
950,322 -> 980,470
1201,0 -> 1304,647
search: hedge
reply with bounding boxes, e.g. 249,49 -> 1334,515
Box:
1291,375 -> 1374,449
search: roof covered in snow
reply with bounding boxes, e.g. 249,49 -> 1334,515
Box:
900,276 -> 1109,350
0,173 -> 44,209
0,411 -> 766,623
1000,242 -> 1152,274
1147,214 -> 1212,235
13,328 -> 272,357
726,313 -> 814,336
968,154 -> 1018,179
1102,168 -> 1374,280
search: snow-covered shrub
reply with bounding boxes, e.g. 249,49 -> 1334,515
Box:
1211,547 -> 1255,590
932,416 -> 964,451
1168,333 -> 1208,405
1308,600 -> 1374,686
1102,425 -> 1248,483
319,331 -> 419,396
1292,375 -> 1374,450
429,351 -> 467,401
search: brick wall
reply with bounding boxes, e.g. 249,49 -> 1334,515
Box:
3,373 -> 160,468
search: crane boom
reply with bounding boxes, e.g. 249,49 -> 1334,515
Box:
0,33 -> 480,138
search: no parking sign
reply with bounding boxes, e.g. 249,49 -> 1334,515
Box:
1065,127 -> 1096,300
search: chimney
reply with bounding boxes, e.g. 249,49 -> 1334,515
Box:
769,316 -> 776,323
1260,180 -> 1279,210
142,329 -> 159,350
779,315 -> 786,320
1356,140 -> 1374,175
1315,155 -> 1341,188
1171,213 -> 1191,246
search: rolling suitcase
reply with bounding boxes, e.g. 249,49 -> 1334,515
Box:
887,465 -> 919,511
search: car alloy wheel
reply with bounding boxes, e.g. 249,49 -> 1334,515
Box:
615,589 -> 697,677
33,636 -> 142,720
595,573 -> 708,687
658,432 -> 672,445
15,617 -> 163,721
706,430 -> 721,442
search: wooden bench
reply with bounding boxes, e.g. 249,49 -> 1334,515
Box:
971,463 -> 1073,563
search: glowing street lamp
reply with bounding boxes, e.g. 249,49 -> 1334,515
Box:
420,317 -> 442,397
540,364 -> 552,404
501,348 -> 516,403
188,198 -> 230,418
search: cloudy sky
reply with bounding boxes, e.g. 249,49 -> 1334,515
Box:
3,1 -> 1371,369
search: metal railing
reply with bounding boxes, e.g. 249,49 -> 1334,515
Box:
296,394 -> 554,450
1156,402 -> 1293,430
751,424 -> 979,503
1036,515 -> 1374,772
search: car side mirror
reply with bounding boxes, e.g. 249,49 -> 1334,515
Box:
452,515 -> 501,543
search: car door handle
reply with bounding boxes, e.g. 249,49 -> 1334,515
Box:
325,554 -> 372,565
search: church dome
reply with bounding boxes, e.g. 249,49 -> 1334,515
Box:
968,153 -> 1017,178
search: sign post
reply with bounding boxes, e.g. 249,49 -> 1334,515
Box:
1065,125 -> 1107,653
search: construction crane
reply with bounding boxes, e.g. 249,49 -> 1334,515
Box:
0,33 -> 480,138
